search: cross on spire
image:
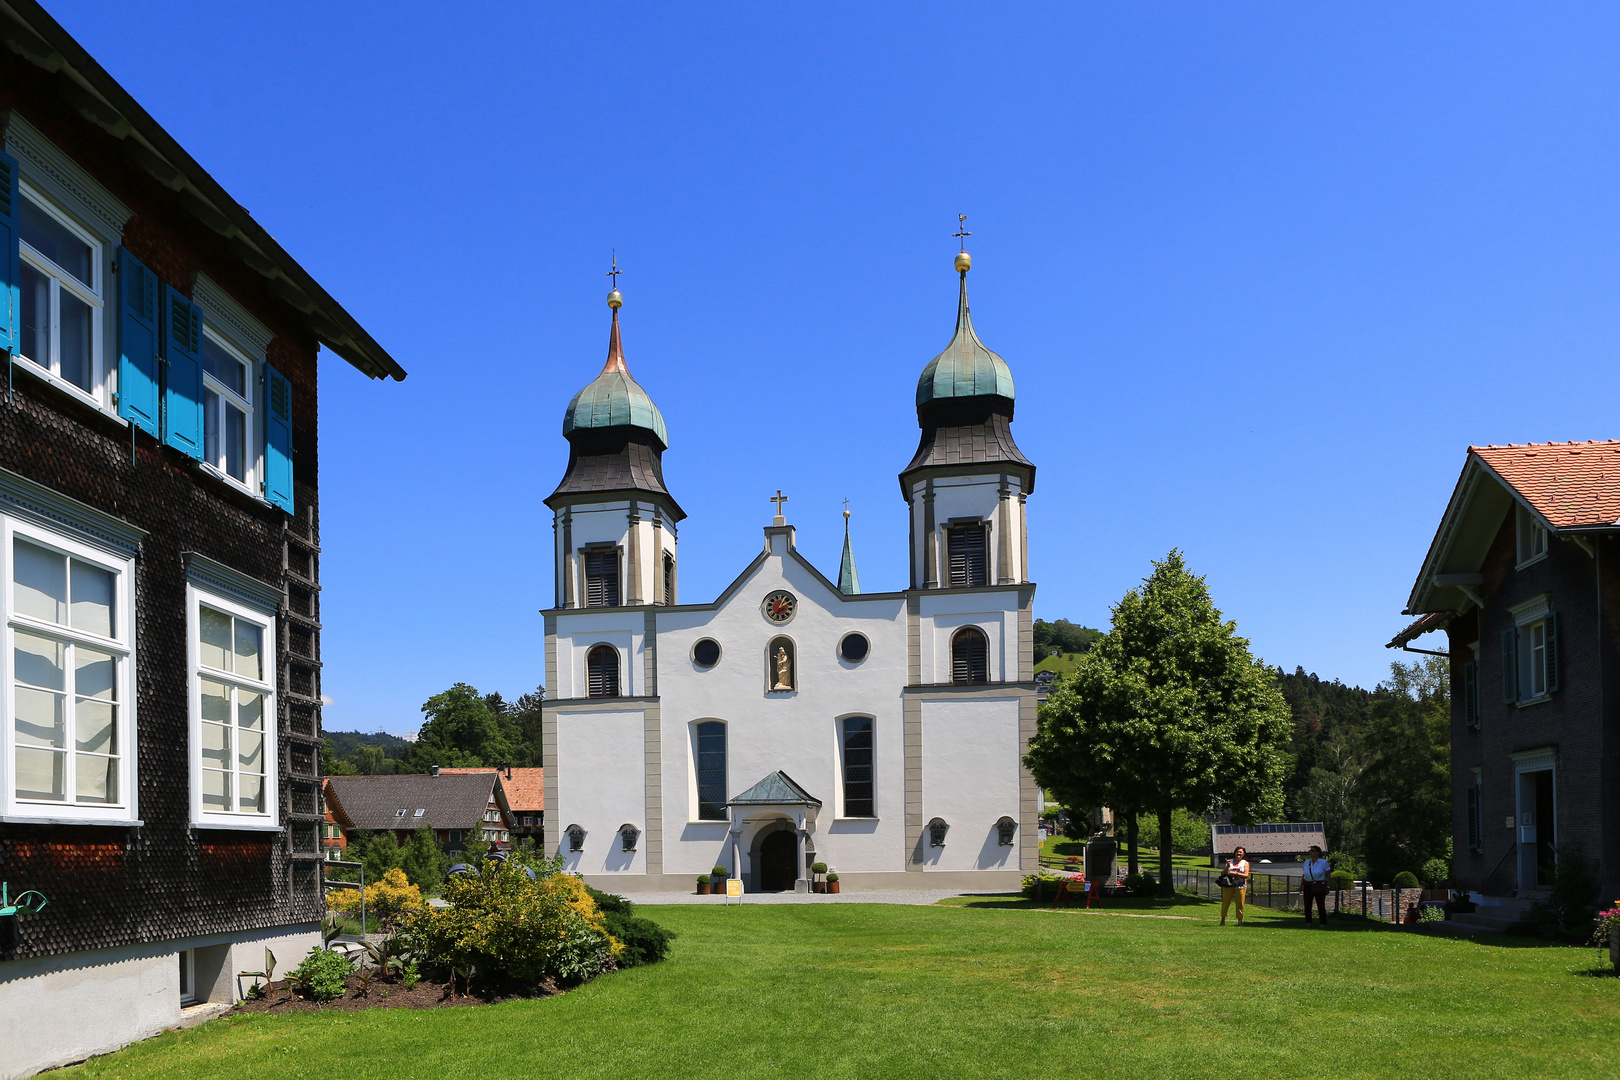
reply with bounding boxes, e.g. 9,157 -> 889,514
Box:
606,250 -> 621,289
771,490 -> 789,525
953,214 -> 971,251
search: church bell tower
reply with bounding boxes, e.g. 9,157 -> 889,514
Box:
900,246 -> 1035,590
545,279 -> 684,609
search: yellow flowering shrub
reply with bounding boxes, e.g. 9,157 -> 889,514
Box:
326,867 -> 426,930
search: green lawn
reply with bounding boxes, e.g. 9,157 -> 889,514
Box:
1040,833 -> 1210,871
69,898 -> 1618,1080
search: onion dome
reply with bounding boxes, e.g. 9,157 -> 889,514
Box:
914,257 -> 1015,410
561,295 -> 669,449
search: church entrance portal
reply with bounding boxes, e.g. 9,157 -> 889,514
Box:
758,830 -> 798,892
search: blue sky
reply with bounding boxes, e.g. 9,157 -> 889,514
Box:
49,2 -> 1620,733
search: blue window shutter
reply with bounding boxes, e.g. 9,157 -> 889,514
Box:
116,248 -> 161,436
161,285 -> 204,458
1545,612 -> 1559,693
1463,660 -> 1479,729
0,150 -> 18,356
1501,627 -> 1518,704
263,363 -> 293,513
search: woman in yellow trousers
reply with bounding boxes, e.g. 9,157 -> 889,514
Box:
1220,845 -> 1251,925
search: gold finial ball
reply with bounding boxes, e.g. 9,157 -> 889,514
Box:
955,250 -> 972,273
843,509 -> 850,519
607,289 -> 623,310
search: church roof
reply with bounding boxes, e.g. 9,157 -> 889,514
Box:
915,267 -> 1015,409
728,770 -> 822,807
562,303 -> 669,448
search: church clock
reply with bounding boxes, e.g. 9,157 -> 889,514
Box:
761,590 -> 797,624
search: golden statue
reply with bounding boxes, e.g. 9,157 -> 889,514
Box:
772,645 -> 793,691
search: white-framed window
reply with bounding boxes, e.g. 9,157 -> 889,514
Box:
3,517 -> 136,820
1503,599 -> 1558,705
178,949 -> 197,1005
188,585 -> 276,825
16,184 -> 106,409
1516,505 -> 1549,567
200,329 -> 257,492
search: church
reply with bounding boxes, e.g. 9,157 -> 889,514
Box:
540,247 -> 1039,892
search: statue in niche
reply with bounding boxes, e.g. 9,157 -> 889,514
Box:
772,644 -> 794,691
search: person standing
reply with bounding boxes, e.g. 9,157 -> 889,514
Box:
1220,845 -> 1250,926
1301,844 -> 1331,928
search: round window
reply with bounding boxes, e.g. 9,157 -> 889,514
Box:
839,633 -> 870,663
693,638 -> 722,668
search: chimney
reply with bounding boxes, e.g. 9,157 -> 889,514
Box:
431,765 -> 440,777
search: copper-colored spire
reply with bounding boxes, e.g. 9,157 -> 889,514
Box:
601,304 -> 629,375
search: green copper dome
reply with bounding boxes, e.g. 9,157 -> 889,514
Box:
915,269 -> 1015,408
562,306 -> 670,448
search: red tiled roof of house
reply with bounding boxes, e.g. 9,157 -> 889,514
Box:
438,767 -> 544,812
1471,440 -> 1620,529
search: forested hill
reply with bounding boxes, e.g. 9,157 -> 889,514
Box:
322,730 -> 414,775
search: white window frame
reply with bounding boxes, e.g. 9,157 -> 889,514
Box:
1,515 -> 137,822
1510,595 -> 1552,704
835,714 -> 877,821
187,584 -> 278,828
1515,504 -> 1549,568
198,326 -> 259,497
15,182 -> 109,413
178,949 -> 198,1005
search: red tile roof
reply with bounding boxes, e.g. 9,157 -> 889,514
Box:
1472,440 -> 1620,529
438,767 -> 544,812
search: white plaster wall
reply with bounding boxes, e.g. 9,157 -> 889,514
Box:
0,924 -> 317,1080
554,708 -> 646,873
555,500 -> 678,607
654,531 -> 909,878
918,590 -> 1021,684
919,696 -> 1022,871
908,473 -> 1027,586
554,610 -> 646,699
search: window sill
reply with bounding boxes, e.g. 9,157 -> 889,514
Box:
12,357 -> 124,423
1514,694 -> 1553,708
687,819 -> 731,827
197,461 -> 269,505
1515,552 -> 1549,571
192,819 -> 284,833
833,817 -> 880,823
1,814 -> 143,827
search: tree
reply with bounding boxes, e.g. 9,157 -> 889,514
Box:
400,823 -> 450,895
1358,656 -> 1451,883
1033,619 -> 1103,663
402,682 -> 513,772
1025,551 -> 1292,896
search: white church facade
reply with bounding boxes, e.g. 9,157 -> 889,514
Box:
541,250 -> 1039,891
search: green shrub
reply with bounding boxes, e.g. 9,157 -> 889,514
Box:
291,948 -> 353,1003
585,885 -> 635,916
1021,873 -> 1063,899
826,873 -> 838,883
811,862 -> 828,875
1124,872 -> 1157,897
1419,857 -> 1450,888
1529,842 -> 1602,939
1327,851 -> 1355,872
1329,870 -> 1355,890
1419,904 -> 1446,923
1392,871 -> 1421,889
604,911 -> 674,967
711,865 -> 729,879
697,875 -> 710,885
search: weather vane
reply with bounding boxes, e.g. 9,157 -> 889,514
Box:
606,250 -> 621,290
953,214 -> 971,251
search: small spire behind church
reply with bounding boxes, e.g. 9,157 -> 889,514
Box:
601,252 -> 628,375
839,501 -> 861,595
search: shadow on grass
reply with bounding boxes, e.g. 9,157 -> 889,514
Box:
940,893 -> 1213,913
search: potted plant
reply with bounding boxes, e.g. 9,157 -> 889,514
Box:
826,872 -> 840,895
811,862 -> 828,893
1592,899 -> 1620,969
697,874 -> 711,896
711,866 -> 729,895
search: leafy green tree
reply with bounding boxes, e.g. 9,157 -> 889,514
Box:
402,682 -> 513,771
1298,724 -> 1370,855
400,823 -> 450,895
1358,656 -> 1451,883
1033,619 -> 1104,663
1135,807 -> 1209,854
1026,551 -> 1292,896
351,829 -> 404,886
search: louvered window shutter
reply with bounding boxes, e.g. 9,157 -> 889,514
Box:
263,363 -> 294,512
1544,612 -> 1559,693
1463,661 -> 1479,729
116,248 -> 160,435
1466,784 -> 1480,849
587,646 -> 619,697
1501,628 -> 1518,703
0,150 -> 18,356
584,550 -> 619,607
161,285 -> 204,458
948,526 -> 987,587
952,629 -> 988,684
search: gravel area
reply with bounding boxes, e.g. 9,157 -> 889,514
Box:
623,889 -> 1014,906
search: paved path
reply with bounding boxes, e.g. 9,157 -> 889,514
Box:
626,889 -> 1015,906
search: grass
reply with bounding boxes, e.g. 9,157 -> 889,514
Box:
68,898 -> 1619,1080
1034,650 -> 1084,677
1040,833 -> 1211,871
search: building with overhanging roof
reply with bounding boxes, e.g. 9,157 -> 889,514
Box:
1392,440 -> 1620,905
542,245 -> 1038,893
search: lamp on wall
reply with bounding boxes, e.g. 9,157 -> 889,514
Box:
928,817 -> 949,847
619,823 -> 640,852
566,824 -> 585,852
995,816 -> 1017,846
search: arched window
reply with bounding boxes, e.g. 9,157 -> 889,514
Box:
951,627 -> 989,684
841,717 -> 874,817
695,721 -> 727,820
587,645 -> 620,697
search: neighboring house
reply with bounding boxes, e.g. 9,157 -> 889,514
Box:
324,770 -> 516,854
439,765 -> 544,846
1210,823 -> 1326,867
320,779 -> 347,861
0,4 -> 405,1074
1391,441 -> 1620,903
543,252 -> 1037,893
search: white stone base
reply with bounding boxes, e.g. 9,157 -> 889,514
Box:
0,923 -> 319,1080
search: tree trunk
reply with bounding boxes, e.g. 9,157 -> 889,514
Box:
1126,813 -> 1139,876
1158,806 -> 1174,897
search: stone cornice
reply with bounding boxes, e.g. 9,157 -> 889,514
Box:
182,551 -> 281,616
0,467 -> 144,558
1,109 -> 132,238
192,272 -> 273,358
